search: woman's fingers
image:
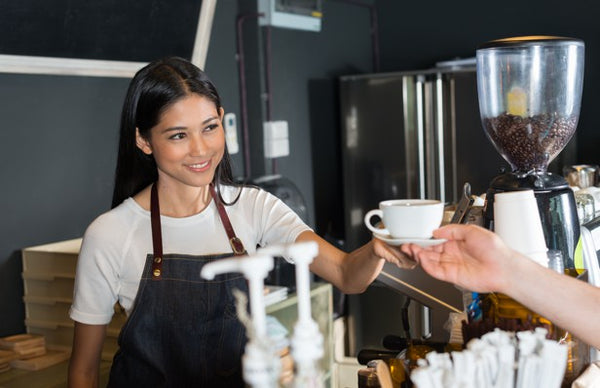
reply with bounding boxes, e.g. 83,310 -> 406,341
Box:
374,239 -> 419,269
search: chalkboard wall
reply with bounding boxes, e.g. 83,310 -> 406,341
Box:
0,0 -> 201,61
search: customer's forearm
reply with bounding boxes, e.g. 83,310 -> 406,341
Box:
504,256 -> 600,348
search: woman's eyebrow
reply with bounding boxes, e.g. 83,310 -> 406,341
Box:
202,115 -> 219,124
161,126 -> 186,133
159,115 -> 220,133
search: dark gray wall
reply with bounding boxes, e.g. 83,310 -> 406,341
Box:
375,0 -> 600,165
2,0 -> 600,336
0,75 -> 128,335
240,0 -> 374,225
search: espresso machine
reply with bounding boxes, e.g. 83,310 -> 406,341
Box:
477,36 -> 585,268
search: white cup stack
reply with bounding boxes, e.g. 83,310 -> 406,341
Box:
494,190 -> 549,267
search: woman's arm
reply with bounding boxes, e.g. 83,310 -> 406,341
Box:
297,230 -> 417,294
402,224 -> 600,349
68,322 -> 107,388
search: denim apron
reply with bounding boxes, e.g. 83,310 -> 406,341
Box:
108,184 -> 248,387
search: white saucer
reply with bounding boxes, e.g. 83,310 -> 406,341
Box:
373,232 -> 446,247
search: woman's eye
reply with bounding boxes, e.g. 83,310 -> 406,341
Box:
169,132 -> 186,140
205,124 -> 219,132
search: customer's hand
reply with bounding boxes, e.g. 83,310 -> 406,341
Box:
400,224 -> 515,293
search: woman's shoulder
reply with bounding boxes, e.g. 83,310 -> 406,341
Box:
221,183 -> 261,199
220,183 -> 280,206
83,198 -> 147,241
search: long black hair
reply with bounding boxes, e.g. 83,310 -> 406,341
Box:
111,57 -> 236,208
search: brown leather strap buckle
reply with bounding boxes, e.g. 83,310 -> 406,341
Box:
210,183 -> 246,256
229,237 -> 245,255
152,256 -> 162,278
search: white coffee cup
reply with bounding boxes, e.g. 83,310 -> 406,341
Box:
494,190 -> 548,266
364,199 -> 444,239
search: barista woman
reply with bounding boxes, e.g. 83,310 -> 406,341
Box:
67,57 -> 413,387
401,224 -> 600,349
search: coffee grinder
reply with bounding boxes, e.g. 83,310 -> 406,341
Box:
477,36 -> 585,268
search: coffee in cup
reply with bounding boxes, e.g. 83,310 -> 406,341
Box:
364,199 -> 444,239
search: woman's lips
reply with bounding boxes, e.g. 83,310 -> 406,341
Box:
186,160 -> 210,172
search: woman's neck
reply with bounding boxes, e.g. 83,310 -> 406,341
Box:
134,182 -> 214,218
158,182 -> 213,217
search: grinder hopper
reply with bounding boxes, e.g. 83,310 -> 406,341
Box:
477,36 -> 584,174
477,36 -> 585,268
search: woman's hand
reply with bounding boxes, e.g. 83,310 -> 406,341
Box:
372,237 -> 419,269
400,224 -> 515,293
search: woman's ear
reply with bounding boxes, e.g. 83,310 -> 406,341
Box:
135,128 -> 152,155
219,107 -> 225,121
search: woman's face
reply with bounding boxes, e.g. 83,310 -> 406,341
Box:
136,94 -> 225,191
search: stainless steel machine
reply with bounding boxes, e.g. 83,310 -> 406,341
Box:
338,63 -> 515,353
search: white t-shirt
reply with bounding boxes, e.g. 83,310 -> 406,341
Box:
69,185 -> 311,325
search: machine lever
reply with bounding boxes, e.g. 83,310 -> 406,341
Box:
450,182 -> 474,224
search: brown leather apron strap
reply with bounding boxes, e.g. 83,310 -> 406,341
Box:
150,183 -> 246,280
209,184 -> 246,256
150,183 -> 164,279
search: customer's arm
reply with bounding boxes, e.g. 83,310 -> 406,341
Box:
402,224 -> 600,348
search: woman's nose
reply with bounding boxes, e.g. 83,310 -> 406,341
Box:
189,134 -> 207,155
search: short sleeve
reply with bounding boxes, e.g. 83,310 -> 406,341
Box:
69,215 -> 124,325
250,188 -> 313,262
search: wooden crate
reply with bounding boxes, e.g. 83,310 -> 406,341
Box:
24,296 -> 127,333
21,238 -> 127,362
26,321 -> 119,361
22,273 -> 75,300
22,239 -> 81,274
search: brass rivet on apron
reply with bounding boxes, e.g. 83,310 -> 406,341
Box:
154,256 -> 162,263
153,269 -> 161,277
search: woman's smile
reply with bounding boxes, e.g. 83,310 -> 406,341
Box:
186,160 -> 211,172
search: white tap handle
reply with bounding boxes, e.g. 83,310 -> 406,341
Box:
258,241 -> 318,323
291,241 -> 325,375
200,254 -> 274,338
200,254 -> 273,280
258,241 -> 318,264
286,241 -> 319,265
200,258 -> 237,280
289,242 -> 318,324
257,242 -> 325,382
258,242 -> 319,323
257,245 -> 286,257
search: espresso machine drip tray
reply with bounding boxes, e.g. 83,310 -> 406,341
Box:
345,265 -> 464,365
377,262 -> 463,314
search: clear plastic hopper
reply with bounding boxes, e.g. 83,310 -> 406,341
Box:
476,36 -> 584,174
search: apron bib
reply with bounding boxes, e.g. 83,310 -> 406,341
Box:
108,184 -> 248,387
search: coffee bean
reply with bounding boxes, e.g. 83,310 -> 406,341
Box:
482,112 -> 577,171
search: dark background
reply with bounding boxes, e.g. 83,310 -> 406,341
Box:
0,1 -> 201,61
1,0 -> 599,336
